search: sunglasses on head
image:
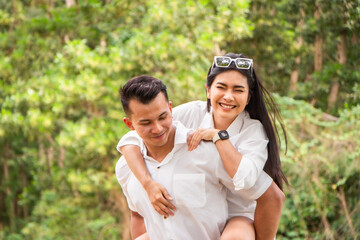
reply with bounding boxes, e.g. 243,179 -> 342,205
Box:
213,56 -> 253,70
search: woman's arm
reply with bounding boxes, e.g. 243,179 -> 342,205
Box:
120,145 -> 176,217
187,123 -> 268,189
187,129 -> 241,178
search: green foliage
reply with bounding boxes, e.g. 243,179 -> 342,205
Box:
0,0 -> 359,239
276,95 -> 360,239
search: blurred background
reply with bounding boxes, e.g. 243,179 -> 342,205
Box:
0,0 -> 359,239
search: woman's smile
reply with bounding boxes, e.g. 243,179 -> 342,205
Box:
219,102 -> 237,110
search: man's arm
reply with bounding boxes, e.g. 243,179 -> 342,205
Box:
254,182 -> 285,240
131,211 -> 147,239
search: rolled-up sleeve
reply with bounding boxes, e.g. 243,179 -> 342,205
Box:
115,156 -> 137,211
116,130 -> 143,153
232,121 -> 269,190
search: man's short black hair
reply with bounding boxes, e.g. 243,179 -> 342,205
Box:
120,75 -> 169,116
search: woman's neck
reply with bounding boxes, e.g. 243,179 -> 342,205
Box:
212,113 -> 236,130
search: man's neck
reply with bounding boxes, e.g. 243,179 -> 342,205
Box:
145,126 -> 176,163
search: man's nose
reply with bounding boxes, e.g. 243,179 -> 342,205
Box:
152,121 -> 163,133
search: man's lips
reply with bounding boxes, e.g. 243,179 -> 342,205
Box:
152,131 -> 167,139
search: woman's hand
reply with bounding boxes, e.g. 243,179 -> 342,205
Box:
187,128 -> 219,151
143,179 -> 176,217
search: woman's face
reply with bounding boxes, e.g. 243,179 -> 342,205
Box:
206,70 -> 250,127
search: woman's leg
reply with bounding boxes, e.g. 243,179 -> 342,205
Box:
220,216 -> 255,240
254,182 -> 285,240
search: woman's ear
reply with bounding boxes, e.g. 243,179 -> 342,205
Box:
247,94 -> 251,105
205,84 -> 211,99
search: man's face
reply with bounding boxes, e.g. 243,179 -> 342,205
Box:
123,93 -> 173,150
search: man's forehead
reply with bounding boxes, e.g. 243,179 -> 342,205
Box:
128,94 -> 169,119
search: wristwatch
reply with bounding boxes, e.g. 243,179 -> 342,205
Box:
212,130 -> 229,143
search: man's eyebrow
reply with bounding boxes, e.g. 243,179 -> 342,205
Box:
159,111 -> 168,117
138,111 -> 168,123
139,119 -> 151,123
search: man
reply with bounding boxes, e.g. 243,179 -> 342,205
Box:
116,75 -> 264,239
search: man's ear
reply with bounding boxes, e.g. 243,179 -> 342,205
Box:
169,101 -> 173,113
123,117 -> 135,130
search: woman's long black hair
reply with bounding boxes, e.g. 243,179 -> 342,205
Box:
206,53 -> 288,190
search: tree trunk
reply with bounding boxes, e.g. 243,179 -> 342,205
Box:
21,168 -> 29,220
314,3 -> 323,72
65,0 -> 76,8
328,33 -> 347,110
289,8 -> 305,93
59,147 -> 65,168
3,145 -> 16,232
289,58 -> 300,93
64,0 -> 76,42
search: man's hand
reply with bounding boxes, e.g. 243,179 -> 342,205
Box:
187,128 -> 218,151
143,179 -> 176,217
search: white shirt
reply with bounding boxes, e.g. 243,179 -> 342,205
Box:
118,101 -> 272,193
116,122 -> 249,240
173,100 -> 271,191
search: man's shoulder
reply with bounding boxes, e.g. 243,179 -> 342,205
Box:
191,140 -> 220,162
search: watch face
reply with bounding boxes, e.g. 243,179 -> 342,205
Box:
219,130 -> 229,139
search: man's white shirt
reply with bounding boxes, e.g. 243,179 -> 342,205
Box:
116,122 -> 259,240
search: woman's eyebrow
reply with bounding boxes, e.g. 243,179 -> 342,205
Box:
216,82 -> 246,88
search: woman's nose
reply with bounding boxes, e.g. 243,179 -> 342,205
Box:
223,91 -> 234,101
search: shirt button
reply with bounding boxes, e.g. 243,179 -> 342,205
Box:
157,166 -> 160,169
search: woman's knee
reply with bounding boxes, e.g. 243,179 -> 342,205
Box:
220,216 -> 255,240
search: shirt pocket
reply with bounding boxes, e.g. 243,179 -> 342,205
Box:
173,173 -> 206,208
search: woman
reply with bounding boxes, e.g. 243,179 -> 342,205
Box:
118,53 -> 287,239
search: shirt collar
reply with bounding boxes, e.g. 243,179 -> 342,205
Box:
199,108 -> 248,137
139,121 -> 189,159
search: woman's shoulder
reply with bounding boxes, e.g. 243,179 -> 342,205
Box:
242,114 -> 267,139
173,101 -> 207,129
173,100 -> 207,112
173,100 -> 207,117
